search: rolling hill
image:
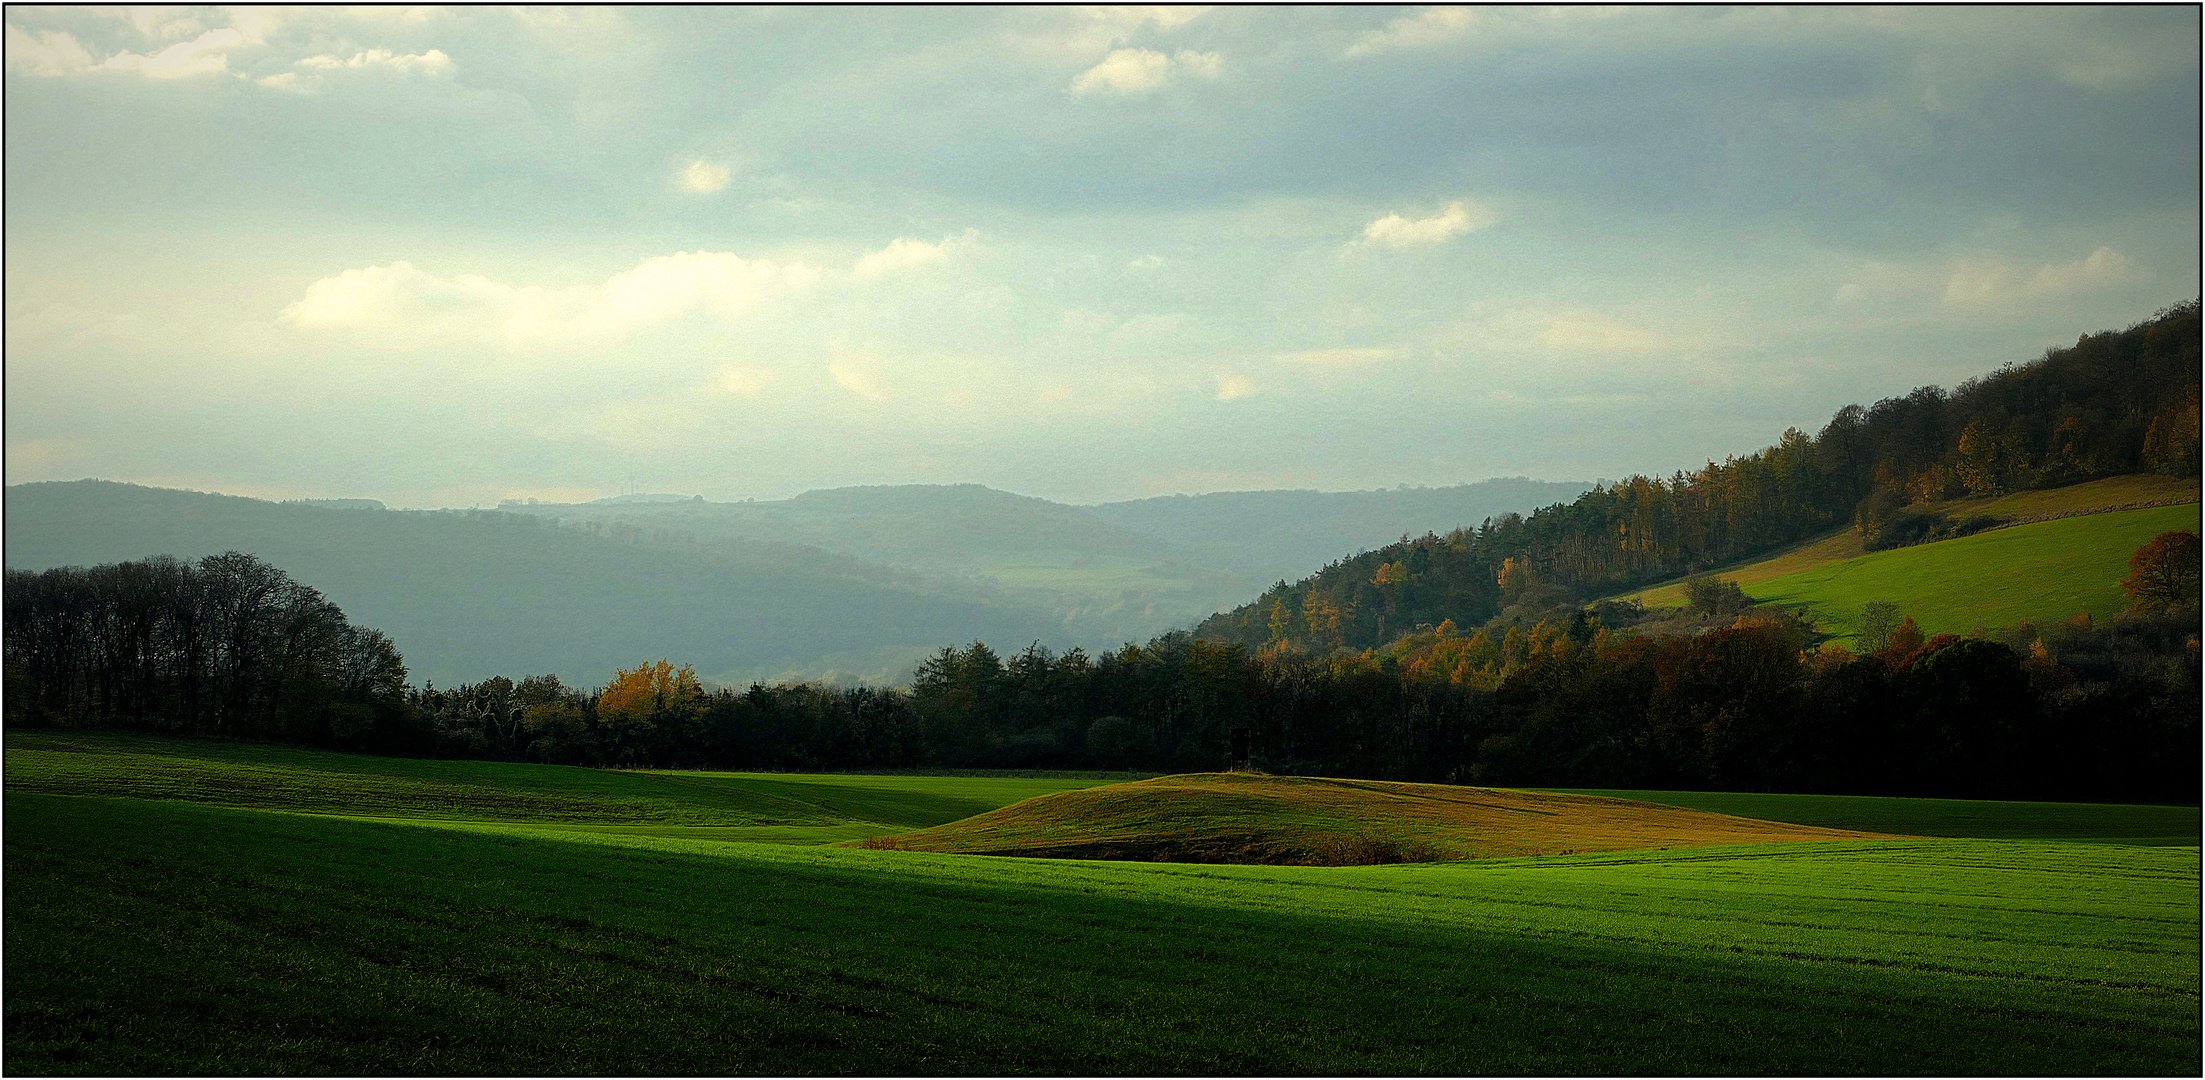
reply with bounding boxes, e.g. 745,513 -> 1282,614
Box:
1,480 -> 1058,689
1618,477 -> 2200,645
852,771 -> 1884,864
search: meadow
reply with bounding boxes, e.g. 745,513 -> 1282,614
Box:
1623,500 -> 2201,645
5,731 -> 2199,1074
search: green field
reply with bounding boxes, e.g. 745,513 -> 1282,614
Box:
1627,502 -> 2199,646
1546,789 -> 2201,846
5,732 -> 2199,1074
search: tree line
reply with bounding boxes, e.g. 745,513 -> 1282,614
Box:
4,553 -> 409,744
8,545 -> 2195,803
1199,300 -> 2200,654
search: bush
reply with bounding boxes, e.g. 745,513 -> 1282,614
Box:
1683,576 -> 1753,617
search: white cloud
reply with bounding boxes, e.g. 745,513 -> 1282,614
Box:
1213,371 -> 1255,400
1126,254 -> 1166,271
296,47 -> 453,74
279,253 -> 820,345
4,26 -> 93,76
260,47 -> 453,92
1073,6 -> 1212,32
1345,6 -> 1476,58
854,232 -> 977,279
1532,313 -> 1669,352
677,159 -> 732,194
1944,246 -> 2140,305
1344,199 -> 1493,254
1069,47 -> 1222,96
7,22 -> 256,79
97,26 -> 248,78
828,362 -> 889,403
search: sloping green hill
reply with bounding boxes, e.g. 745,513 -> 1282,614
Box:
1620,494 -> 2198,646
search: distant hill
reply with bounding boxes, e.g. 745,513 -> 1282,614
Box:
2,481 -> 1057,689
4,478 -> 1604,689
498,480 -> 1593,649
1083,479 -> 1595,584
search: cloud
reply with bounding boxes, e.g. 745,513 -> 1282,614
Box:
279,253 -> 820,344
4,26 -> 93,76
1073,6 -> 1212,32
259,47 -> 453,92
677,159 -> 732,194
854,231 -> 977,279
1532,313 -> 1669,352
1069,47 -> 1221,96
828,362 -> 889,403
1279,347 -> 1400,365
1943,246 -> 2140,305
7,23 -> 255,79
297,48 -> 452,74
97,26 -> 249,78
1214,371 -> 1254,400
1345,6 -> 1476,59
1343,199 -> 1493,254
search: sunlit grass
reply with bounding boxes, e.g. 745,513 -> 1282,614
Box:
7,793 -> 2196,1075
1624,502 -> 2200,644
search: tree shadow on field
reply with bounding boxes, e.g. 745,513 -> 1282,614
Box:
4,794 -> 2195,1077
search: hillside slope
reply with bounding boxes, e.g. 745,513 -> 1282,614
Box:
1625,474 -> 2199,609
854,772 -> 1884,864
1084,479 -> 1594,583
1617,493 -> 2200,645
1,481 -> 1059,688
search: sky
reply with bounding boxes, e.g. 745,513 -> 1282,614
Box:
5,5 -> 2197,508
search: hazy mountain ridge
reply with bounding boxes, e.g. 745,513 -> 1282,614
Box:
2,480 -> 1057,690
6,477 -> 1594,689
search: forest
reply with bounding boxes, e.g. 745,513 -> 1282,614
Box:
5,303 -> 2198,804
1199,301 -> 2200,653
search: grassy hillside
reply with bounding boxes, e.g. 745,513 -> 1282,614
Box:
1623,501 -> 2199,645
856,772 -> 1881,864
9,791 -> 2196,1074
1625,474 -> 2198,610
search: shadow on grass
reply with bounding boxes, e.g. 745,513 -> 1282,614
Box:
6,793 -> 2196,1076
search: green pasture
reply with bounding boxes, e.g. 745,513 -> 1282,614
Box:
4,731 -> 1130,838
8,792 -> 2197,1074
6,731 -> 2199,1073
1549,789 -> 2202,846
1629,503 -> 2198,645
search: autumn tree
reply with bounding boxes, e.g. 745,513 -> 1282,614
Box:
2119,531 -> 2202,611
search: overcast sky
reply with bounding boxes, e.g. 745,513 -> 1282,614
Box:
5,5 -> 2196,507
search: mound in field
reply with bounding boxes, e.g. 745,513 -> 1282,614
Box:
849,772 -> 1887,865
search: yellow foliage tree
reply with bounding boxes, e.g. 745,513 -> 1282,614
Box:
598,659 -> 703,734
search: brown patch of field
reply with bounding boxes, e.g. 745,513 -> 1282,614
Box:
845,772 -> 1889,865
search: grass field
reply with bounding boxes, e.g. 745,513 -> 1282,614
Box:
1625,502 -> 2200,646
5,731 -> 2199,1074
1622,474 -> 2199,614
863,772 -> 1883,863
4,731 -> 1138,842
1548,789 -> 2201,846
